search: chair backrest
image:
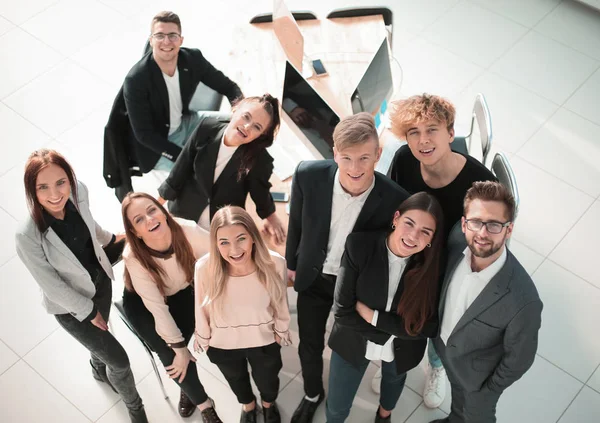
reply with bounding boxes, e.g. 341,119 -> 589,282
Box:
250,11 -> 317,24
491,152 -> 520,219
327,7 -> 393,47
467,93 -> 493,166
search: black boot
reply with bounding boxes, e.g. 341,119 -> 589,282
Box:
90,360 -> 117,393
128,405 -> 149,423
178,389 -> 196,417
263,402 -> 281,423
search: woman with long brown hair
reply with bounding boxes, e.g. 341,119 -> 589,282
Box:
194,206 -> 290,423
158,93 -> 287,244
15,149 -> 147,423
326,192 -> 445,422
120,192 -> 222,423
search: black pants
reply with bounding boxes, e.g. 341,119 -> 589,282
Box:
297,273 -> 336,397
55,273 -> 143,411
207,343 -> 282,404
122,286 -> 209,405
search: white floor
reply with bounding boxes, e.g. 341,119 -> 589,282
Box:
1,0 -> 599,422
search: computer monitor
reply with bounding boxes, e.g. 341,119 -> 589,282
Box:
282,61 -> 341,159
350,38 -> 393,131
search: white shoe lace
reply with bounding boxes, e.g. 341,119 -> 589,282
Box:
424,367 -> 445,396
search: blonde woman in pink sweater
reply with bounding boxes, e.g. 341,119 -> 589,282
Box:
195,206 -> 291,423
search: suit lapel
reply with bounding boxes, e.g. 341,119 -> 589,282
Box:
450,255 -> 513,337
214,146 -> 243,188
44,228 -> 81,268
353,176 -> 382,230
177,53 -> 193,110
150,58 -> 169,121
198,137 -> 221,196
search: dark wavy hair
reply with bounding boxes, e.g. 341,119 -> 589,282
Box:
393,192 -> 445,335
233,93 -> 281,180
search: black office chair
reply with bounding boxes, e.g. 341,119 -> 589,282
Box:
327,7 -> 393,48
249,11 -> 317,24
113,299 -> 169,399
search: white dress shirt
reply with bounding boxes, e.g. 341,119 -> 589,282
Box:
197,135 -> 239,229
322,171 -> 375,275
162,68 -> 183,135
365,243 -> 409,362
440,247 -> 507,344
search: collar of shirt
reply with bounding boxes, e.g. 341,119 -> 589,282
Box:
43,200 -> 77,227
462,245 -> 507,283
333,169 -> 375,201
386,240 -> 410,267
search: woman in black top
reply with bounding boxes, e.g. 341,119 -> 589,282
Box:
14,149 -> 147,423
326,193 -> 445,422
158,94 -> 286,243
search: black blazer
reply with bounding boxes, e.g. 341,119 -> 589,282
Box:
158,115 -> 276,222
285,160 -> 409,292
328,231 -> 439,374
123,47 -> 242,173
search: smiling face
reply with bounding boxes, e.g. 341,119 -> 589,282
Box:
224,101 -> 272,147
216,224 -> 255,271
126,197 -> 170,243
35,164 -> 71,219
388,209 -> 436,258
462,199 -> 512,260
333,138 -> 381,196
150,21 -> 183,64
405,119 -> 454,166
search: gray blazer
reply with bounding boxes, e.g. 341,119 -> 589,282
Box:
433,235 -> 543,394
15,181 -> 115,322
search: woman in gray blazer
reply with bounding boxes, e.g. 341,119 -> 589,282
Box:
15,149 -> 147,423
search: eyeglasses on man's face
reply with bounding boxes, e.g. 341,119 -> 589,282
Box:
151,32 -> 181,42
464,218 -> 510,234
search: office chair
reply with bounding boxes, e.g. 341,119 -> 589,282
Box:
250,11 -> 317,24
326,7 -> 393,48
492,152 -> 520,220
453,93 -> 493,166
113,299 -> 169,400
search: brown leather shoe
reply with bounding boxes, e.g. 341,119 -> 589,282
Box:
178,389 -> 196,417
201,405 -> 223,423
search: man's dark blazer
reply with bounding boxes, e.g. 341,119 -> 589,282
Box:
123,48 -> 242,172
158,115 -> 276,222
285,160 -> 409,292
329,231 -> 439,374
433,232 -> 543,394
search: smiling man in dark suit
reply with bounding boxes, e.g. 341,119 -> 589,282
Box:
286,112 -> 409,422
123,11 -> 243,176
431,181 -> 543,423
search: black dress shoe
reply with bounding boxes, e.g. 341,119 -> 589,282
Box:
178,389 -> 196,417
240,406 -> 257,423
374,409 -> 391,423
263,402 -> 281,423
290,394 -> 324,423
201,405 -> 223,423
90,360 -> 117,393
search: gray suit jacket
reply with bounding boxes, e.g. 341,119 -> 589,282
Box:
433,235 -> 543,394
15,181 -> 115,321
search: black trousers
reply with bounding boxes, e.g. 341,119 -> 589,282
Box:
207,343 -> 282,404
55,273 -> 143,411
297,272 -> 336,397
122,286 -> 209,405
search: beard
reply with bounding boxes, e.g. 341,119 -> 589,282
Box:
467,234 -> 506,259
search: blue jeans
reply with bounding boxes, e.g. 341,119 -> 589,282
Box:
326,351 -> 407,423
428,338 -> 443,369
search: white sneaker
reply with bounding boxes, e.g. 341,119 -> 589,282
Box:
423,366 -> 446,408
371,368 -> 382,394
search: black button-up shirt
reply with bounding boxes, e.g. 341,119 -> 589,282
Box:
44,200 -> 106,283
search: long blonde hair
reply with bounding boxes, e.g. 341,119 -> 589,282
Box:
202,206 -> 284,316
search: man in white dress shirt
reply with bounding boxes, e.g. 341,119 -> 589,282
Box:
431,181 -> 542,423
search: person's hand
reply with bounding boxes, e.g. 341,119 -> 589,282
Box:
289,107 -> 312,127
91,311 -> 108,331
356,301 -> 375,324
166,347 -> 196,383
262,213 -> 286,245
157,196 -> 166,206
275,333 -> 282,345
193,338 -> 209,354
114,233 -> 126,243
287,269 -> 296,282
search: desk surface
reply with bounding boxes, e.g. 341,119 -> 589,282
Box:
235,16 -> 389,257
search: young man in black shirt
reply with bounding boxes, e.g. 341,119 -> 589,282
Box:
381,94 -> 495,408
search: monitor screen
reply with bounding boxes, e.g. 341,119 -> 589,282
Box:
282,61 -> 341,159
350,38 -> 393,120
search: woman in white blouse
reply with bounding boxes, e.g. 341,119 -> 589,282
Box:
326,192 -> 445,422
121,192 -> 222,423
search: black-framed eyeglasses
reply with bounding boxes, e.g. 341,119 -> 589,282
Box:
151,32 -> 181,42
464,219 -> 511,234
